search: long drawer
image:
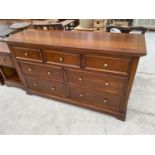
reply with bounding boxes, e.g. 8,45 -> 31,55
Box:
66,69 -> 127,95
44,50 -> 80,67
25,76 -> 67,97
84,55 -> 131,75
18,61 -> 64,82
12,46 -> 43,62
69,86 -> 122,110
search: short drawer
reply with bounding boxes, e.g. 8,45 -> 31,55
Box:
45,50 -> 80,67
66,69 -> 127,95
26,76 -> 67,97
0,54 -> 14,67
94,27 -> 105,32
19,62 -> 64,82
84,55 -> 131,75
94,20 -> 105,27
69,86 -> 122,110
12,46 -> 43,62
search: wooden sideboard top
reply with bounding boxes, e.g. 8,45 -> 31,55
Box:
0,42 -> 10,53
7,29 -> 146,56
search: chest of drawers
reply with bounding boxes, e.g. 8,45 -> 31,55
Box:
6,30 -> 146,121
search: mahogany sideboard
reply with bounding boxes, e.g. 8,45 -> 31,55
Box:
5,30 -> 146,121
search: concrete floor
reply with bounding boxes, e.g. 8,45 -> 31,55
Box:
0,32 -> 155,134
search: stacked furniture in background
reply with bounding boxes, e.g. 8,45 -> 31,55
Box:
0,42 -> 23,88
74,19 -> 94,31
94,19 -> 107,32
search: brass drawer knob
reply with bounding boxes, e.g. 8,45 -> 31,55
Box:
51,87 -> 55,91
24,53 -> 28,56
105,82 -> 109,86
47,71 -> 52,75
28,68 -> 32,72
103,63 -> 108,68
33,83 -> 38,87
80,93 -> 84,97
103,98 -> 108,103
59,57 -> 63,62
78,77 -> 83,81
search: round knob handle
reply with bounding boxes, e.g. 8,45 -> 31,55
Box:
105,82 -> 109,86
28,68 -> 32,72
80,93 -> 84,97
34,83 -> 37,87
103,98 -> 108,103
103,63 -> 108,68
78,77 -> 83,81
59,57 -> 63,62
24,53 -> 28,56
47,71 -> 52,75
51,87 -> 55,91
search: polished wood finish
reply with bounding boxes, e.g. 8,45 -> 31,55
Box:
84,55 -> 131,76
25,76 -> 67,98
6,30 -> 146,121
7,30 -> 146,56
18,61 -> 64,82
45,50 -> 80,67
12,46 -> 43,62
65,69 -> 127,96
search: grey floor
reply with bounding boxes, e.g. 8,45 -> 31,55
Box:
0,32 -> 155,134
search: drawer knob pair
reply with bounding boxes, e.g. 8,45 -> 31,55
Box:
24,53 -> 28,56
28,68 -> 32,72
59,57 -> 63,62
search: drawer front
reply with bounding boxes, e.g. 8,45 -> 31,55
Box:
84,55 -> 131,75
69,86 -> 122,110
12,46 -> 43,62
94,28 -> 105,32
26,76 -> 67,97
94,20 -> 105,27
66,69 -> 127,95
19,62 -> 64,82
0,54 -> 14,67
45,50 -> 80,67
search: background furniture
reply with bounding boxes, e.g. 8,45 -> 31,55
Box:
106,26 -> 148,34
10,22 -> 31,31
93,19 -> 107,32
74,19 -> 94,31
0,41 -> 23,88
6,30 -> 146,121
32,19 -> 76,30
0,24 -> 17,38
